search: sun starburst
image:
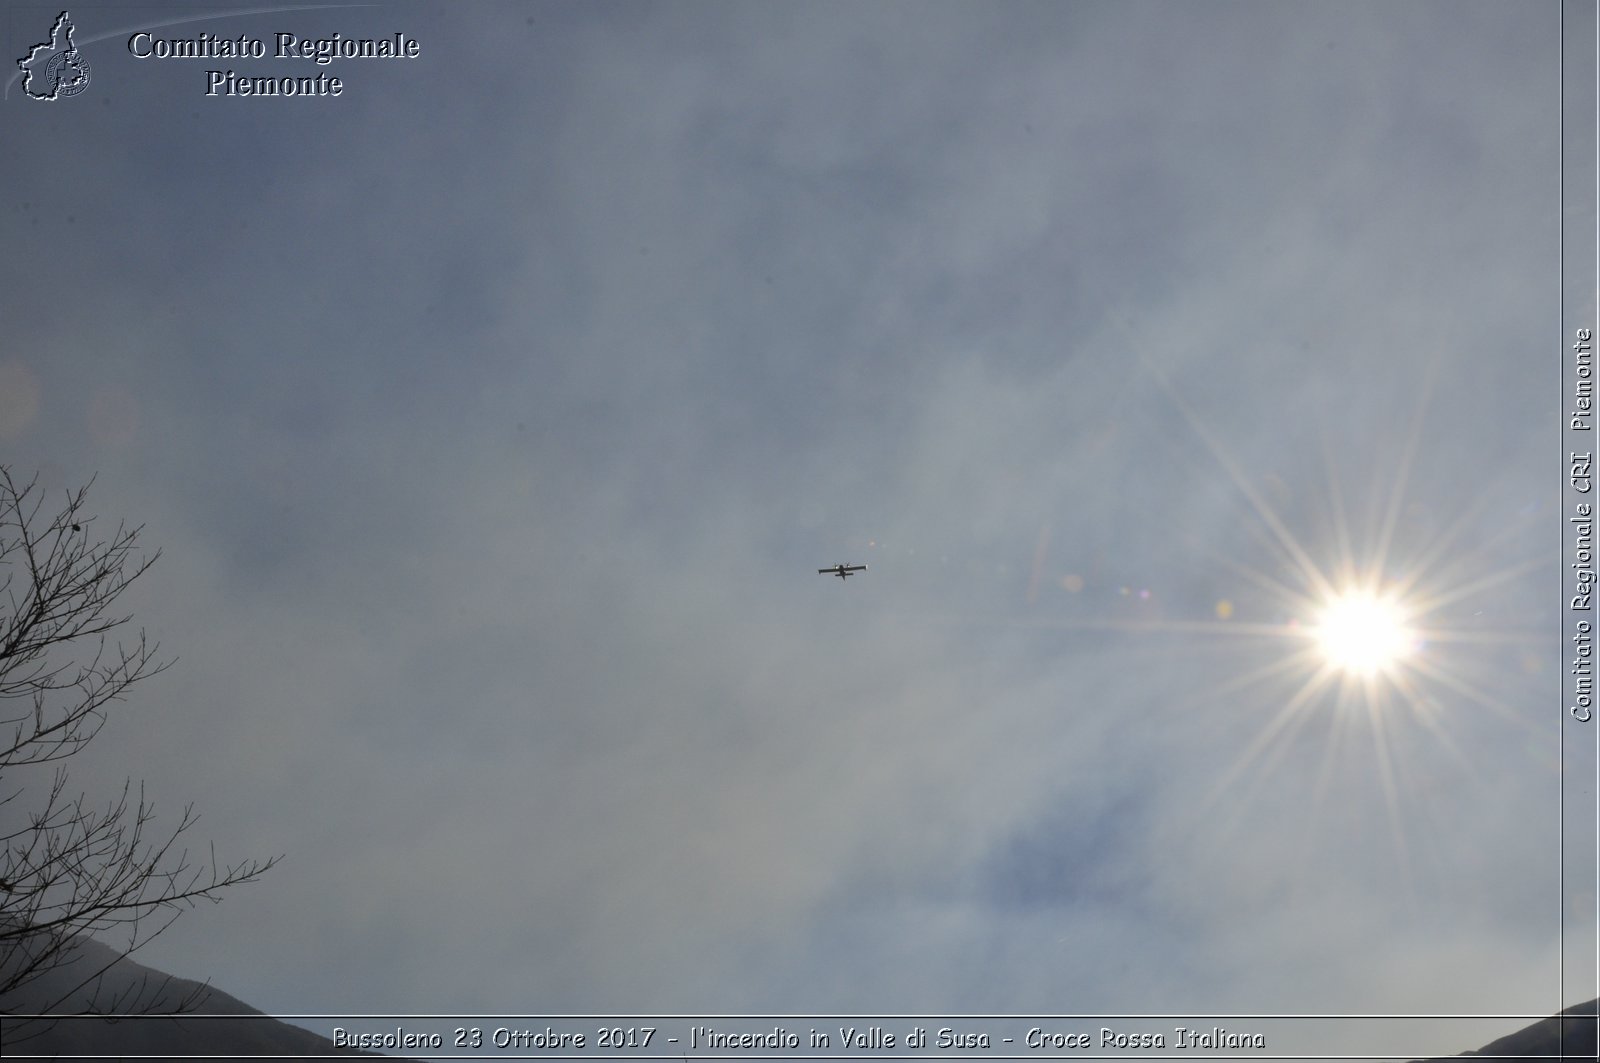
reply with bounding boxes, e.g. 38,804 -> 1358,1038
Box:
1311,587 -> 1417,678
960,345 -> 1551,902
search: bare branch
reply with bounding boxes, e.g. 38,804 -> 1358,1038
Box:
0,467 -> 280,1024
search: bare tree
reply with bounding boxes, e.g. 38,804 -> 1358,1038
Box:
0,466 -> 280,1026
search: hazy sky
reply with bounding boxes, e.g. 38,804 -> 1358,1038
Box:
0,0 -> 1584,1056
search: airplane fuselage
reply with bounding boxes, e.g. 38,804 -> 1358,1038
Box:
820,563 -> 867,580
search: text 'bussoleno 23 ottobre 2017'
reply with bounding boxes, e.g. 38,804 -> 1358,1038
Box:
127,30 -> 421,97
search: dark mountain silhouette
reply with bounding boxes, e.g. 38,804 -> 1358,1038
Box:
1411,998 -> 1597,1062
0,934 -> 402,1060
2,936 -> 1594,1061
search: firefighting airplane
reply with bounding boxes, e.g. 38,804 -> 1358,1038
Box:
819,563 -> 867,581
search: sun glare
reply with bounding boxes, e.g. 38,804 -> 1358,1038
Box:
986,341 -> 1552,899
1313,589 -> 1416,677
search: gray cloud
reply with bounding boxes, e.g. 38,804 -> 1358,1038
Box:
0,0 -> 1575,1054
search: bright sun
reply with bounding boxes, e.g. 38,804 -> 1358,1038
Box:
1312,588 -> 1417,677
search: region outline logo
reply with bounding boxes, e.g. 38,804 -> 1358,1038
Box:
17,11 -> 91,101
